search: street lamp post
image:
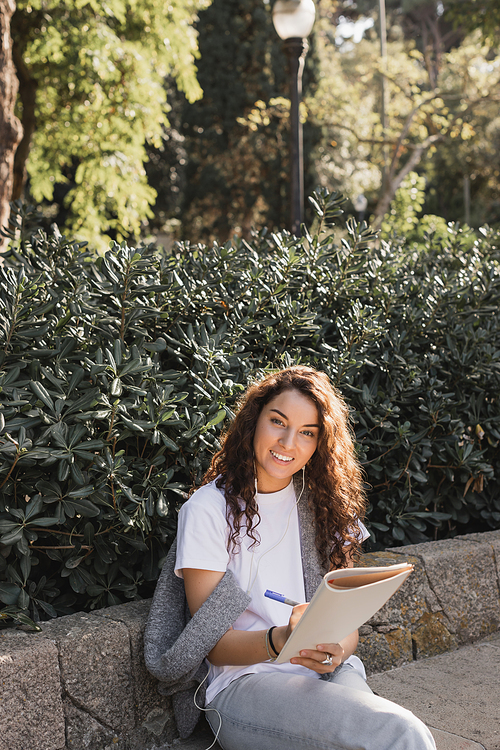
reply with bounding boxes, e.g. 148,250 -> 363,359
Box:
272,0 -> 315,235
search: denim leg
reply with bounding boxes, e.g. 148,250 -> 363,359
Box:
206,669 -> 436,750
320,661 -> 373,693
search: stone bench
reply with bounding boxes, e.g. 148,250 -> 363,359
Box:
1,529 -> 499,750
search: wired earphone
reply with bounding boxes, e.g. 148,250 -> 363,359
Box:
245,464 -> 306,596
193,671 -> 222,750
193,465 -> 307,750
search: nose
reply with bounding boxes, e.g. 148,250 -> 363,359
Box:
278,428 -> 295,451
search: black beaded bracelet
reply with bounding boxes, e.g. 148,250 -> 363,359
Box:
268,625 -> 280,657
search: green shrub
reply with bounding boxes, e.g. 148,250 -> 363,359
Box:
1,193 -> 500,627
379,171 -> 426,239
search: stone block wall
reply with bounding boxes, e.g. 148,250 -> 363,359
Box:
1,530 -> 499,750
357,529 -> 500,672
0,600 -> 176,750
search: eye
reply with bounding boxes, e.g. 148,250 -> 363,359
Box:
271,417 -> 285,426
301,430 -> 315,437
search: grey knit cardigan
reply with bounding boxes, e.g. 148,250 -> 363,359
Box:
143,479 -> 326,739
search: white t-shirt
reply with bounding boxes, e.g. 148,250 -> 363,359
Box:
175,480 -> 368,704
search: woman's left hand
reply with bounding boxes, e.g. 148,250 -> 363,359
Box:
290,642 -> 344,673
277,605 -> 358,674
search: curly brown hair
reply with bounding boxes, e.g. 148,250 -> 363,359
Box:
202,366 -> 367,570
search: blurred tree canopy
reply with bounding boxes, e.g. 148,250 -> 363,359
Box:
308,0 -> 500,229
136,0 -> 500,238
10,0 -> 210,248
5,0 -> 500,244
178,0 -> 290,241
147,0 -> 321,243
445,0 -> 500,41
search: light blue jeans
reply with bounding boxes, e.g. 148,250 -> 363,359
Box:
205,662 -> 436,750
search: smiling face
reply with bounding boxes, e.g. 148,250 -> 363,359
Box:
252,388 -> 320,494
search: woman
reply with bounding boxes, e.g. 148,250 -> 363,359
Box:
145,366 -> 436,750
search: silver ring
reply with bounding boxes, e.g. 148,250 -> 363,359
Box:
322,654 -> 333,666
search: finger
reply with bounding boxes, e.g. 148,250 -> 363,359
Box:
317,649 -> 340,667
289,603 -> 309,632
290,655 -> 339,673
316,643 -> 343,657
296,649 -> 331,662
292,649 -> 342,669
317,645 -> 344,665
290,603 -> 309,620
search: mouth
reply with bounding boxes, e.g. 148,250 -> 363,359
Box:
270,450 -> 294,464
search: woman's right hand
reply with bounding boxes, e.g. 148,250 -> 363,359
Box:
272,603 -> 309,653
284,603 -> 309,641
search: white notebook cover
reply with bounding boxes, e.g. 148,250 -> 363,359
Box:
276,563 -> 413,663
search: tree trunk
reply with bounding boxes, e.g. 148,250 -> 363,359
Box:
12,39 -> 37,200
0,0 -> 23,252
371,147 -> 426,229
371,134 -> 443,229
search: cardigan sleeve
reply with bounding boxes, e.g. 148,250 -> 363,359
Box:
144,538 -> 251,689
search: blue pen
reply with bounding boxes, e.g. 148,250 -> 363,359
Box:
264,589 -> 300,607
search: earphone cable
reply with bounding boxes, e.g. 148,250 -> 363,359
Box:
246,467 -> 305,595
193,669 -> 223,750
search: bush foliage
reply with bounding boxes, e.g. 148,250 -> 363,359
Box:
1,193 -> 500,627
